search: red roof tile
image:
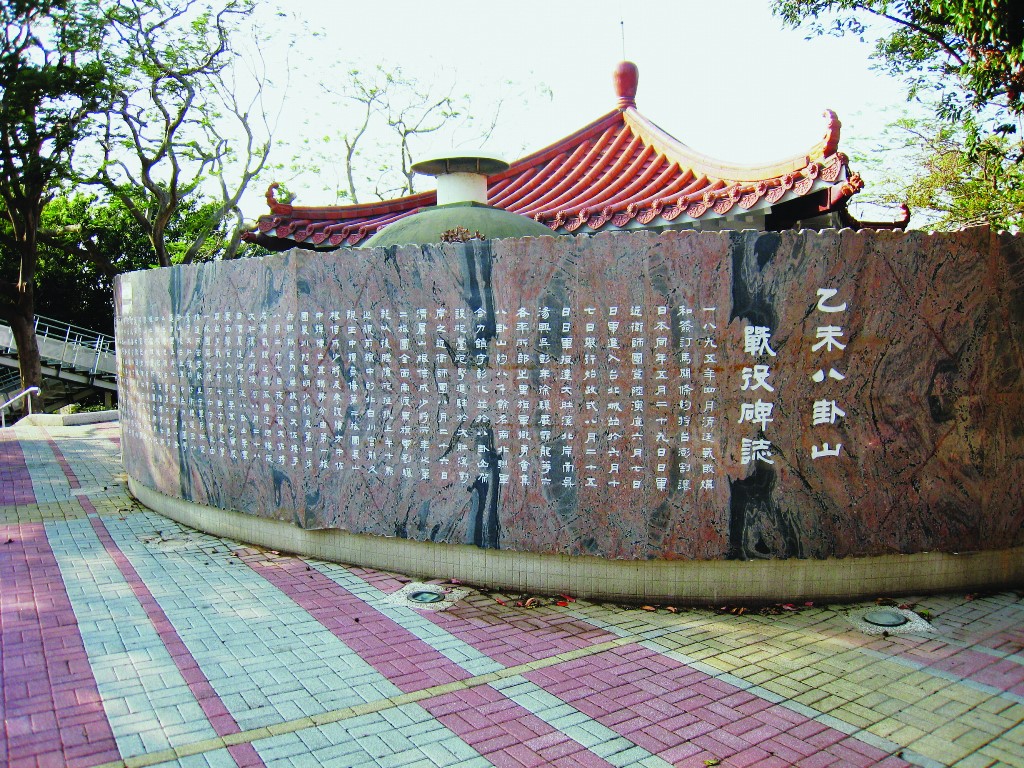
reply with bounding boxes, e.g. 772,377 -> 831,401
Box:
247,65 -> 861,250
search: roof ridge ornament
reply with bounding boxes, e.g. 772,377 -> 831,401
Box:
265,182 -> 292,215
822,109 -> 841,156
614,61 -> 638,110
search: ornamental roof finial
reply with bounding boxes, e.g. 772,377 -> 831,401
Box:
822,109 -> 842,156
614,61 -> 638,110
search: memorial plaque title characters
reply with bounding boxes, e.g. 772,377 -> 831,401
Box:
116,229 -> 1024,561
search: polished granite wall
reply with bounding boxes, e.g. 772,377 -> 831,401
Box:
115,227 -> 1024,561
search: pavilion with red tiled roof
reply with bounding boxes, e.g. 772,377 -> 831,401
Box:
246,62 -> 889,251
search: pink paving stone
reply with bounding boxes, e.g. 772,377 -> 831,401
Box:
825,744 -> 893,768
797,751 -> 842,768
750,755 -> 800,768
630,721 -> 678,748
738,722 -> 786,745
459,724 -> 510,745
537,738 -> 587,761
421,687 -> 615,768
675,719 -> 719,741
788,719 -> 832,740
500,717 -> 548,741
209,713 -> 240,732
403,591 -> 621,667
929,650 -> 1001,677
553,751 -> 612,767
522,642 -> 905,766
525,730 -> 573,751
479,696 -> 526,717
239,551 -> 473,693
228,743 -> 267,767
597,708 -> 641,729
692,732 -> 747,757
0,523 -> 119,768
719,690 -> 759,708
630,676 -> 677,697
721,715 -> 768,738
774,729 -> 823,761
499,743 -> 549,768
761,739 -> 823,765
691,705 -> 736,729
953,654 -> 1024,691
657,741 -> 704,764
610,716 -> 675,753
754,707 -> 811,731
659,711 -> 700,731
0,432 -> 36,504
711,726 -> 761,753
833,735 -> 907,764
806,726 -> 849,750
729,745 -> 778,768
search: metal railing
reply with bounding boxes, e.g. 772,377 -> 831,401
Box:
32,315 -> 116,375
1,386 -> 40,428
0,314 -> 116,377
0,367 -> 20,393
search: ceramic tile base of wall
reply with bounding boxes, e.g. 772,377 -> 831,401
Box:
129,477 -> 1024,604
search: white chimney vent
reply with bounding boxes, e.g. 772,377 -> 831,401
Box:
411,153 -> 510,206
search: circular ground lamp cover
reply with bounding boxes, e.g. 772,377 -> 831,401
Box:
408,590 -> 446,604
862,609 -> 909,627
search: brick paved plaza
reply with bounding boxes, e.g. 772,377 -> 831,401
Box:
2,420 -> 1023,767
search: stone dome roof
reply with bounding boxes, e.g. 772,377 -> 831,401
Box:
361,201 -> 552,247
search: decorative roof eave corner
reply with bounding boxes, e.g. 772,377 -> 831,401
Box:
824,170 -> 865,211
266,182 -> 292,215
839,201 -> 911,231
244,231 -> 339,252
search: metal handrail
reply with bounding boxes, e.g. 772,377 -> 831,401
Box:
0,315 -> 116,377
1,386 -> 41,428
31,315 -> 115,375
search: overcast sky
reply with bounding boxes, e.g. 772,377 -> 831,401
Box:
242,0 -> 915,214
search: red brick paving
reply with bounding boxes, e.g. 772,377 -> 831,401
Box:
0,522 -> 118,768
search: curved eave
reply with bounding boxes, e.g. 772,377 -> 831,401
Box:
622,108 -> 830,182
536,164 -> 861,237
838,202 -> 911,231
268,189 -> 436,222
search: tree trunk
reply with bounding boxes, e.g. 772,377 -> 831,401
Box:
2,204 -> 45,418
8,306 -> 43,417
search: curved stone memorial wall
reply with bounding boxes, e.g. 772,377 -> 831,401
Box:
116,227 -> 1024,601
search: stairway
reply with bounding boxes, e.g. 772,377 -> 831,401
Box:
0,315 -> 117,412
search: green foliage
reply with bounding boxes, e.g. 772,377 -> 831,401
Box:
0,0 -> 111,402
82,0 -> 272,267
7,189 -> 234,333
872,118 -> 1024,230
0,0 -> 108,198
774,0 -> 1023,230
0,0 -> 108,245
